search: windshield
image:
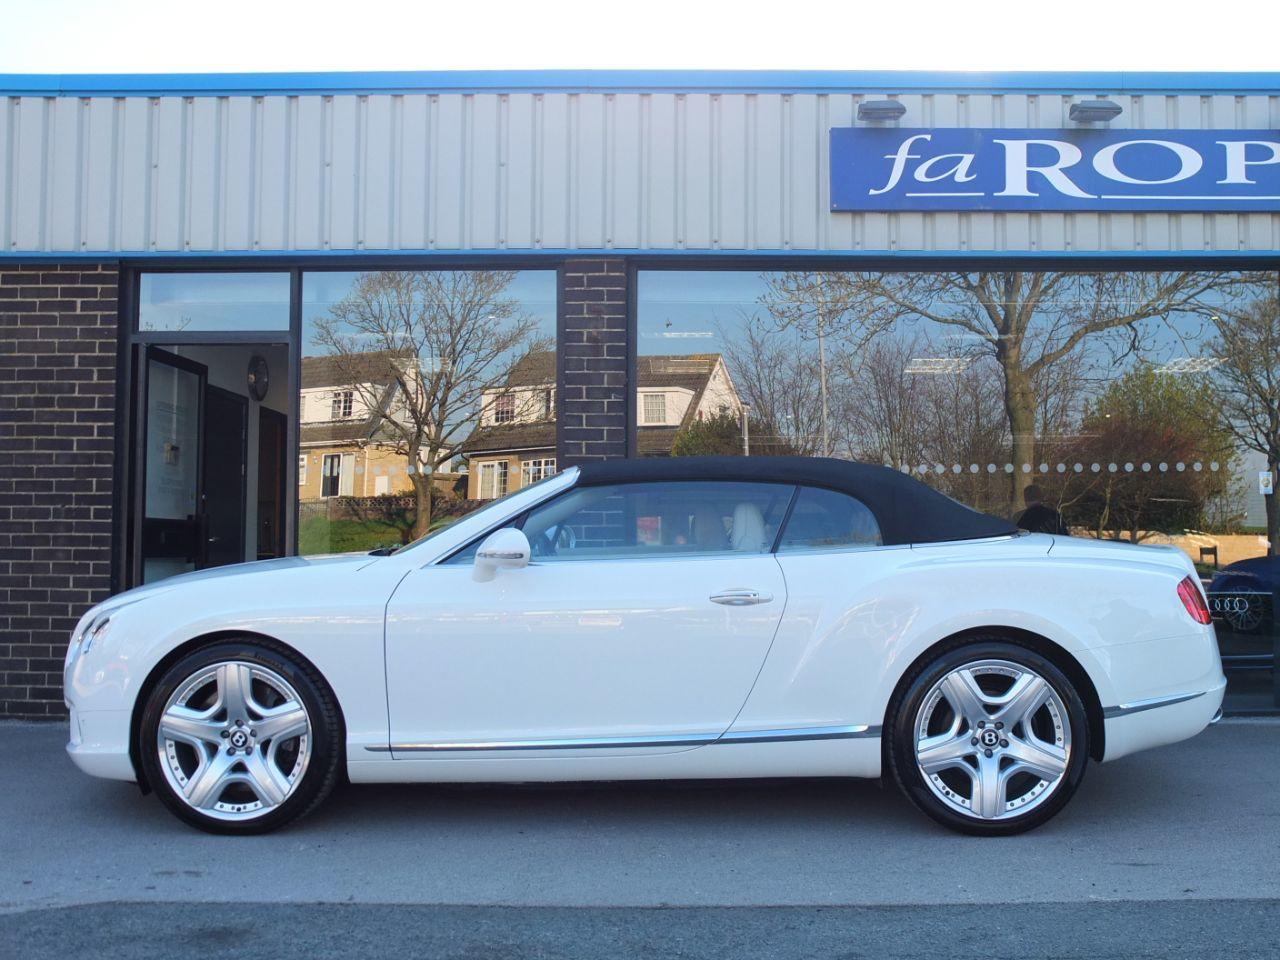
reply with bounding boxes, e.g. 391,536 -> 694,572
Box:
390,472 -> 565,554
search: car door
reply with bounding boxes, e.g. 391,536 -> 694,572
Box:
383,479 -> 795,753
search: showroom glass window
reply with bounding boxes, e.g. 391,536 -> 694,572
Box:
298,269 -> 557,556
638,268 -> 1280,712
138,272 -> 291,331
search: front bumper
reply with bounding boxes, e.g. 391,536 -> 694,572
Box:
66,707 -> 137,782
1101,674 -> 1227,762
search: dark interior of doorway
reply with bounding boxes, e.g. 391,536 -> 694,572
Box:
136,344 -> 290,585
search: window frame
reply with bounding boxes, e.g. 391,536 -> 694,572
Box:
320,453 -> 342,498
642,392 -> 667,425
521,457 -> 557,486
330,389 -> 354,420
493,393 -> 517,424
478,460 -> 510,499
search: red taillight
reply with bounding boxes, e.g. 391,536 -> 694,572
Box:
1177,575 -> 1212,625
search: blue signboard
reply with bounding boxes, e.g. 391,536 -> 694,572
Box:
829,128 -> 1280,212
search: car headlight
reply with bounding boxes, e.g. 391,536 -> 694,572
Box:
81,614 -> 113,655
66,597 -> 143,666
66,612 -> 110,667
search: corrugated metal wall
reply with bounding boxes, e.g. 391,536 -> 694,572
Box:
1,91 -> 1278,255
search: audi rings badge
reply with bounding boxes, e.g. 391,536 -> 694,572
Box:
1209,593 -> 1266,633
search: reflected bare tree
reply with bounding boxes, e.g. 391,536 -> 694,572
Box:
313,270 -> 551,537
1211,286 -> 1280,554
717,312 -> 841,457
848,336 -> 1010,512
789,270 -> 1232,513
758,272 -> 896,457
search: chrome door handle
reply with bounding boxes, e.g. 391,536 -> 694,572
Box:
710,589 -> 773,606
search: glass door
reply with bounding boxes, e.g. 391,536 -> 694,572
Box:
138,347 -> 206,584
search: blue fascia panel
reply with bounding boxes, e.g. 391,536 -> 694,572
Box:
1,70 -> 1278,98
1,247 -> 1277,262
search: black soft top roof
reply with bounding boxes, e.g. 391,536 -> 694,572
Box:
574,456 -> 1018,546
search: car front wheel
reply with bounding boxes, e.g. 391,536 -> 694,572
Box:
887,641 -> 1089,836
138,640 -> 342,834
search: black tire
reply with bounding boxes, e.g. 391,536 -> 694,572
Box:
138,639 -> 343,835
886,640 -> 1089,836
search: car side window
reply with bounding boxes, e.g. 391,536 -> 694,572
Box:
777,486 -> 882,552
518,481 -> 794,562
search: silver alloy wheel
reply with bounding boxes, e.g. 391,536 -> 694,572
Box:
156,661 -> 312,822
913,659 -> 1071,821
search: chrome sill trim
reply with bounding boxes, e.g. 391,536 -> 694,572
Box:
717,724 -> 881,744
1103,690 -> 1205,719
366,723 -> 882,754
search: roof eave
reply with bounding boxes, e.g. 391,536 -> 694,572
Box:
4,70 -> 1278,98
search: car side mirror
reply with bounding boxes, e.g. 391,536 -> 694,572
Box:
472,528 -> 532,582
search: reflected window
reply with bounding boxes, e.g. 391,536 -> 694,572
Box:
494,394 -> 516,424
478,461 -> 509,499
522,457 -> 557,485
643,393 -> 667,424
139,272 -> 290,332
330,390 -> 354,420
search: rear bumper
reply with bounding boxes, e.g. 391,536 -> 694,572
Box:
1101,675 -> 1227,762
66,707 -> 137,782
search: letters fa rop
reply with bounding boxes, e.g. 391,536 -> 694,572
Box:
869,133 -> 1280,197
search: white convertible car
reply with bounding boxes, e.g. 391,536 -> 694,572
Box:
65,457 -> 1225,835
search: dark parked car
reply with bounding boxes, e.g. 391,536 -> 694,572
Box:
1206,555 -> 1279,663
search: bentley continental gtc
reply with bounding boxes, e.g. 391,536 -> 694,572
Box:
64,457 -> 1226,835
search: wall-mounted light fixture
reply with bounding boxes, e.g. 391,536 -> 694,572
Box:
1068,99 -> 1123,123
858,99 -> 906,122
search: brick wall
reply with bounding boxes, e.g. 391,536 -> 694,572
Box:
557,259 -> 630,466
0,264 -> 118,718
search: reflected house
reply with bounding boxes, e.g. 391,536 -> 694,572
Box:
460,351 -> 743,498
299,349 -> 433,500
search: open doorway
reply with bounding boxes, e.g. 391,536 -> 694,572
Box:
133,343 -> 291,585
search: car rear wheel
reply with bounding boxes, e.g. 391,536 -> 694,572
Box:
138,640 -> 342,834
887,641 -> 1089,836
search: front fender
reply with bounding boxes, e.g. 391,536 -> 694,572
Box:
65,555 -> 408,752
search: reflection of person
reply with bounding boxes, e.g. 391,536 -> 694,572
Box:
1016,484 -> 1070,536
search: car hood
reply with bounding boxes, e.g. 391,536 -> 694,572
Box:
92,553 -> 379,615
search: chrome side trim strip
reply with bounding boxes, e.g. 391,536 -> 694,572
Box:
365,723 -> 882,754
370,732 -> 716,753
1103,690 -> 1205,719
717,724 -> 881,744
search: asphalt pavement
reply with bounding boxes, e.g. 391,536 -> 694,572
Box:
1,719 -> 1278,958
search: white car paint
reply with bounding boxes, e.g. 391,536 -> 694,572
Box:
64,466 -> 1225,791
385,554 -> 787,750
